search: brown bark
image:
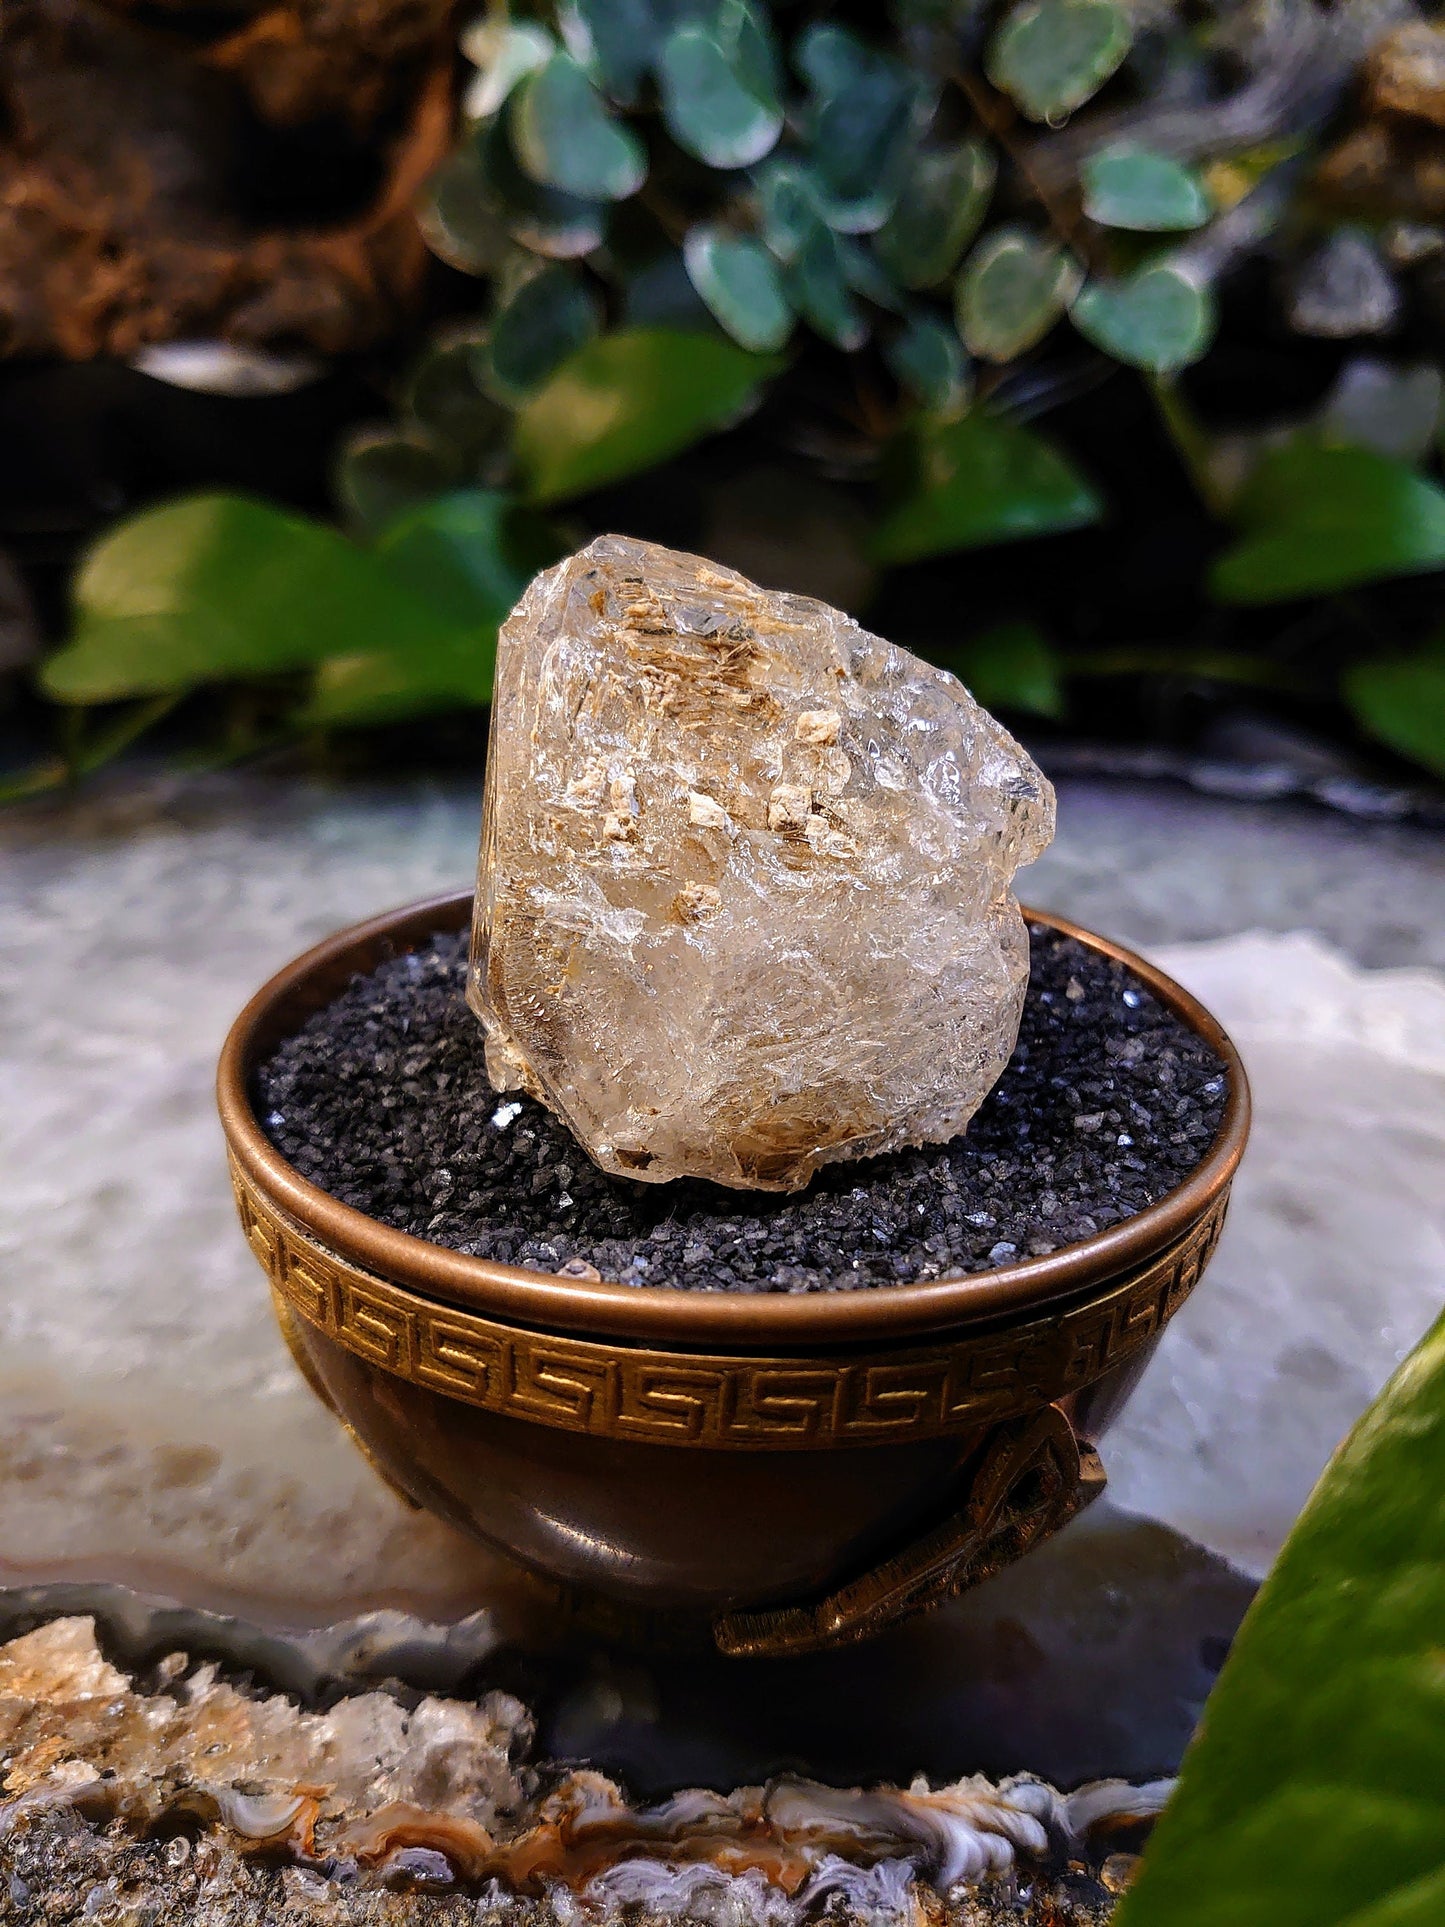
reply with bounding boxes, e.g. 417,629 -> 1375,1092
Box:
0,0 -> 458,359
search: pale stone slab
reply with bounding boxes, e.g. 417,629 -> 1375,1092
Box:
1103,932 -> 1445,1575
1,771 -> 1440,1784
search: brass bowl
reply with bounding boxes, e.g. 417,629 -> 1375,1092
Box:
218,892 -> 1249,1657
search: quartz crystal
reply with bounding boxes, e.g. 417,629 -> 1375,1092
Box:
469,534 -> 1055,1190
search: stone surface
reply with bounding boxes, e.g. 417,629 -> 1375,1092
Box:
0,1498 -> 1254,1796
0,1616 -> 531,1850
1289,229 -> 1400,337
1105,932 -> 1445,1575
1,769 -> 1441,1791
1369,21 -> 1445,128
0,1617 -> 1143,1923
471,536 -> 1055,1191
0,1808 -> 1122,1926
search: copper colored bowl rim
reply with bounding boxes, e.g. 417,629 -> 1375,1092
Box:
218,891 -> 1250,1346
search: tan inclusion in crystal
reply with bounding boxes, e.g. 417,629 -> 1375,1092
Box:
469,535 -> 1055,1191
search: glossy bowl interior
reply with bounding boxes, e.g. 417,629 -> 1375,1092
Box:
219,893 -> 1249,1652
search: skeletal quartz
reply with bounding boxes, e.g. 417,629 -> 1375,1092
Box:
469,535 -> 1055,1191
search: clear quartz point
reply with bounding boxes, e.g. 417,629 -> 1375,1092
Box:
469,535 -> 1055,1191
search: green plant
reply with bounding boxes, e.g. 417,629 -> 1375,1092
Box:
20,0 -> 1445,787
361,0 -> 1231,528
31,490 -> 564,779
1116,1303 -> 1445,1926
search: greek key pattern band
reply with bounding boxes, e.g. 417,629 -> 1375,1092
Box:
233,1156 -> 1227,1452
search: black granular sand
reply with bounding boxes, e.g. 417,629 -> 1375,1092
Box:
257,927 -> 1228,1294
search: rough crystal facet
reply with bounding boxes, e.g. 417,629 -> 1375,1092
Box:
469,535 -> 1055,1191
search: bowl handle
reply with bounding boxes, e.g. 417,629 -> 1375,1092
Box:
713,1402 -> 1105,1657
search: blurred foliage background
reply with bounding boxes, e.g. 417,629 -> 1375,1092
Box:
4,0 -> 1445,799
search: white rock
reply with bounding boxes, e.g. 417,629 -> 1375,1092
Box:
1103,931 -> 1445,1574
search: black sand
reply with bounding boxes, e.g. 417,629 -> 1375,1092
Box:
256,926 -> 1227,1293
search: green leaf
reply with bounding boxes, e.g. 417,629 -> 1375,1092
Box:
459,19 -> 555,121
402,328 -> 509,467
1212,443 -> 1445,603
874,142 -> 996,289
786,227 -> 868,349
418,146 -> 512,275
510,54 -> 647,202
0,759 -> 68,805
335,428 -> 460,536
479,263 -> 601,402
722,0 -> 781,101
794,22 -> 863,95
304,491 -> 565,726
304,647 -> 491,730
1081,145 -> 1211,231
795,23 -> 922,232
840,238 -> 907,314
376,489 -> 562,628
40,495 -> 462,703
1071,260 -> 1216,373
987,0 -> 1133,122
1115,1306 -> 1445,1927
1338,1867 -> 1445,1927
1344,641 -> 1445,778
476,114 -> 606,260
938,620 -> 1064,717
513,327 -> 777,504
683,226 -> 793,352
559,0 -> 656,105
872,413 -> 1103,563
622,250 -> 716,330
756,161 -> 823,262
885,313 -> 972,417
758,164 -> 867,349
658,5 -> 783,171
956,229 -> 1081,362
